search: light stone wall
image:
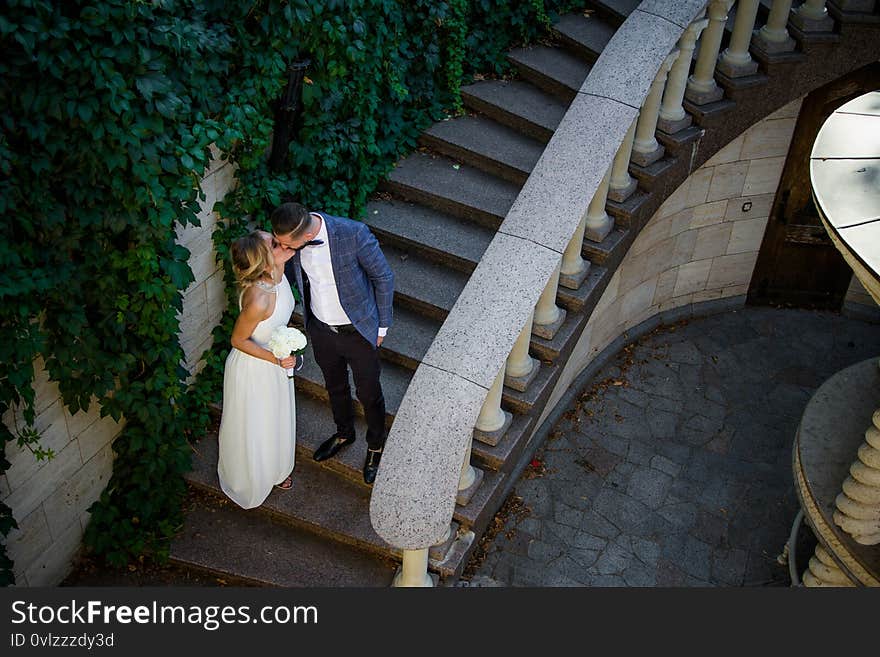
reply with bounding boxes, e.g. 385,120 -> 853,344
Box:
537,98 -> 804,428
1,149 -> 235,586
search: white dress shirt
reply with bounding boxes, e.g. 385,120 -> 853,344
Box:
300,214 -> 387,337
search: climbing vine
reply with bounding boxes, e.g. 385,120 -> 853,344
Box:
0,0 -> 586,584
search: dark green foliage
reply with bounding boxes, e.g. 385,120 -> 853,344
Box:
0,0 -> 581,583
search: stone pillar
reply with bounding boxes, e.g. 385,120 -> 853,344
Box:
608,117 -> 638,203
802,544 -> 855,587
753,0 -> 796,53
687,0 -> 734,105
392,548 -> 434,587
559,216 -> 591,290
832,406 -> 880,545
474,365 -> 513,447
790,0 -> 834,31
532,265 -> 566,339
584,169 -> 613,243
717,0 -> 761,77
505,310 -> 540,391
631,51 -> 678,167
658,19 -> 709,134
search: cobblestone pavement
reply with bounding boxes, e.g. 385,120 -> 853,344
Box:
471,307 -> 879,587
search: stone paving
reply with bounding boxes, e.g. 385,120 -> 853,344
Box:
471,307 -> 879,587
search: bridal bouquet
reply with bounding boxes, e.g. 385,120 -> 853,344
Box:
268,326 -> 308,379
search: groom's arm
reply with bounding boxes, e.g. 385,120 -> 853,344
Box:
355,224 -> 394,335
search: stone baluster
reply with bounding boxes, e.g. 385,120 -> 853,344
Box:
608,117 -> 638,203
790,0 -> 834,33
474,364 -> 512,446
802,544 -> 855,587
658,18 -> 709,134
584,168 -> 613,243
559,216 -> 591,290
832,406 -> 880,545
686,0 -> 735,105
631,51 -> 678,167
393,548 -> 433,587
505,310 -> 540,391
532,265 -> 566,339
752,0 -> 796,54
717,0 -> 761,77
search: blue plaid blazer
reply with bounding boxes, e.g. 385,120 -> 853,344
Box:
285,212 -> 394,347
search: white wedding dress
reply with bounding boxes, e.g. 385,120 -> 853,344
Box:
217,275 -> 296,509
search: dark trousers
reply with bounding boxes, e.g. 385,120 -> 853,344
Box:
308,317 -> 386,449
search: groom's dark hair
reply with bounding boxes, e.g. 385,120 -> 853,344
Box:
270,202 -> 311,238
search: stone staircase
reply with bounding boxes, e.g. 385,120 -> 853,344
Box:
171,1 -> 880,586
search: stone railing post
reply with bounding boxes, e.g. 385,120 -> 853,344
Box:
833,405 -> 880,545
686,0 -> 734,105
474,364 -> 512,445
608,117 -> 638,203
717,0 -> 761,77
632,51 -> 679,167
584,168 -> 613,243
532,265 -> 566,339
658,18 -> 709,134
393,548 -> 433,587
790,0 -> 834,31
560,216 -> 591,289
753,0 -> 796,53
505,310 -> 540,391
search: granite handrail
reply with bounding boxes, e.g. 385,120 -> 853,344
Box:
369,0 -> 709,552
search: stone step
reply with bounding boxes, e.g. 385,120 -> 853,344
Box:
557,265 -> 608,315
530,308 -> 589,364
420,115 -> 543,186
384,242 -> 469,321
501,360 -> 558,416
292,303 -> 439,372
552,12 -> 616,62
382,152 -> 519,230
461,79 -> 566,143
507,45 -> 592,102
472,414 -> 533,472
184,432 -> 473,579
628,156 -> 678,189
295,344 -> 412,427
365,198 -> 494,274
581,226 -> 628,266
586,0 -> 639,26
170,490 -> 397,587
607,190 -> 650,226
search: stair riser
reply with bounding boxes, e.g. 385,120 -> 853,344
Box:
461,91 -> 555,143
371,225 -> 478,275
554,32 -> 603,64
380,179 -> 504,232
393,291 -> 450,323
508,59 -> 579,104
295,378 -> 396,431
418,133 -> 530,187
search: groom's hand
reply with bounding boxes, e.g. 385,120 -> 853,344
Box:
376,335 -> 384,347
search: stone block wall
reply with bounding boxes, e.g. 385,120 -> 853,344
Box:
1,150 -> 236,585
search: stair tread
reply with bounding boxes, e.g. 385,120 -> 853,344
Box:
387,151 -> 519,224
553,13 -> 616,58
365,198 -> 494,271
508,44 -> 592,95
461,79 -> 566,139
589,0 -> 639,24
423,115 -> 543,179
171,491 -> 395,587
384,242 -> 469,316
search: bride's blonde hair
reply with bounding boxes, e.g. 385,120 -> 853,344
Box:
230,231 -> 274,288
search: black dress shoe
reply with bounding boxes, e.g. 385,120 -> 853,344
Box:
313,433 -> 355,462
363,447 -> 383,484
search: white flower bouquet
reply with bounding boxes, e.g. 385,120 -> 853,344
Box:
268,326 -> 308,378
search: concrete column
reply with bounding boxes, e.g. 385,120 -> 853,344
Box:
532,265 -> 566,339
505,310 -> 540,391
790,0 -> 834,31
753,0 -> 796,53
392,548 -> 433,587
686,0 -> 734,105
560,215 -> 591,289
658,19 -> 709,134
608,117 -> 638,203
717,0 -> 761,77
631,51 -> 678,167
584,168 -> 613,243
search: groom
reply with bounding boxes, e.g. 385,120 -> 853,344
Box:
270,202 -> 394,484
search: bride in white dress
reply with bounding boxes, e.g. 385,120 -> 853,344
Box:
217,230 -> 297,509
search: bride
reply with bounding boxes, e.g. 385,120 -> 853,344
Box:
217,230 -> 297,508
